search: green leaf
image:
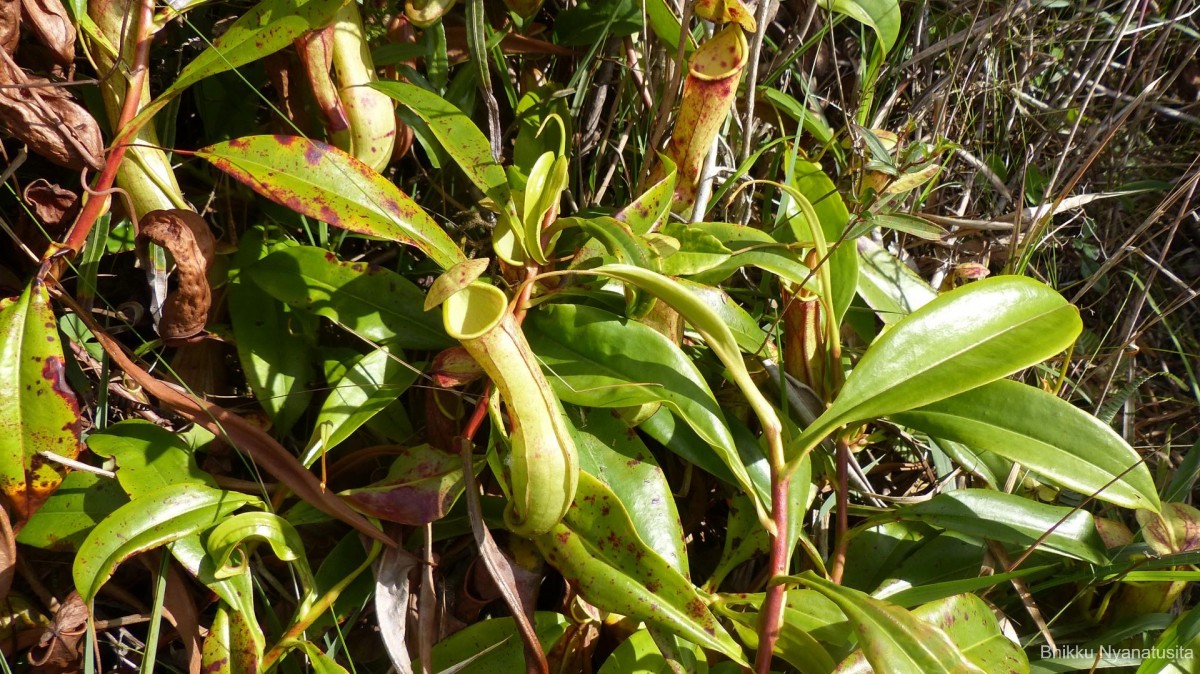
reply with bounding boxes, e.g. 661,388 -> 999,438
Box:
228,227 -> 314,434
15,471 -> 127,552
658,223 -> 733,275
867,213 -> 945,240
798,276 -> 1082,454
0,280 -> 82,521
248,246 -> 450,349
571,407 -> 688,575
723,606 -> 837,674
562,216 -> 660,317
834,594 -> 1028,673
898,489 -> 1109,564
525,304 -> 756,514
856,237 -> 937,324
687,222 -> 814,290
818,0 -> 902,55
675,279 -> 771,355
598,629 -> 709,674
429,613 -> 569,673
642,0 -> 696,53
786,572 -> 986,674
555,0 -> 643,46
371,80 -> 513,215
616,153 -> 677,235
197,136 -> 465,269
535,472 -> 745,663
301,346 -> 418,467
130,0 -> 349,131
295,642 -> 350,674
786,160 -> 858,324
206,512 -> 312,595
1136,603 -> 1200,673
758,87 -> 835,146
73,484 -> 261,602
87,420 -> 216,499
890,380 -> 1160,512
588,264 -> 780,457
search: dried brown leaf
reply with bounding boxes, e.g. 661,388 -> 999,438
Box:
0,0 -> 18,55
0,50 -> 103,170
164,560 -> 202,674
28,591 -> 88,673
136,210 -> 215,342
20,0 -> 75,64
23,179 -> 78,230
374,529 -> 418,674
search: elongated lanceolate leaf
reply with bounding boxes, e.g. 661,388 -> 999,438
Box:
371,80 -> 511,212
198,136 -> 465,269
818,0 -> 901,55
834,593 -> 1027,673
891,380 -> 1160,512
799,276 -> 1082,454
899,489 -> 1109,564
0,280 -> 82,521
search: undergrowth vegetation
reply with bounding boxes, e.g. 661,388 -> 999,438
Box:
0,0 -> 1197,672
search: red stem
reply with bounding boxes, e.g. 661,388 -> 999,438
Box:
754,472 -> 791,674
830,437 -> 850,584
54,0 -> 156,261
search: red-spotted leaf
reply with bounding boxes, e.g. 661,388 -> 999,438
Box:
788,572 -> 987,673
0,280 -> 82,522
535,472 -> 745,663
197,136 -> 465,269
344,444 -> 470,525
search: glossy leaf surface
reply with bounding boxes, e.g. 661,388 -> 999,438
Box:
788,572 -> 986,673
301,347 -> 418,467
891,379 -> 1160,512
899,489 -> 1108,564
198,136 -> 465,268
799,276 -> 1082,452
571,407 -> 688,574
73,484 -> 260,602
834,593 -> 1027,673
228,228 -> 314,434
248,245 -> 450,349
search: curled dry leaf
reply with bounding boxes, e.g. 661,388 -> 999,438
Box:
0,49 -> 103,170
23,179 -> 78,230
20,0 -> 76,65
28,591 -> 88,673
374,530 -> 418,674
0,0 -> 17,54
136,209 -> 215,342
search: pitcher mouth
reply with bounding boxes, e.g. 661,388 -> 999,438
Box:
443,282 -> 508,340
